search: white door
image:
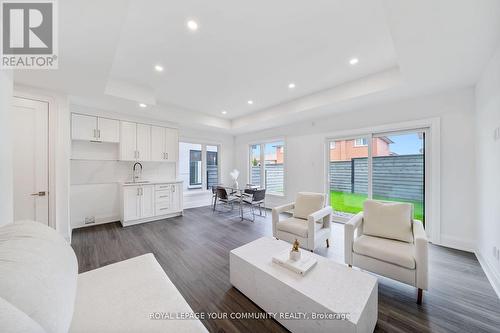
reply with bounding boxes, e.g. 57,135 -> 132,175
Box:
12,97 -> 49,225
72,114 -> 97,141
151,126 -> 166,162
136,124 -> 151,161
164,128 -> 178,162
97,117 -> 119,143
141,185 -> 155,218
120,121 -> 137,161
123,186 -> 140,221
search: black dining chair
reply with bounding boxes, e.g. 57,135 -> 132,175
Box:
240,189 -> 266,221
214,187 -> 239,212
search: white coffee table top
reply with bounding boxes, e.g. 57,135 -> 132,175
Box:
230,237 -> 377,324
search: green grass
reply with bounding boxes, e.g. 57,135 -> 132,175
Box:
330,191 -> 424,221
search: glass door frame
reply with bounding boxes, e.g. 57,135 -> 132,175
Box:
325,127 -> 429,224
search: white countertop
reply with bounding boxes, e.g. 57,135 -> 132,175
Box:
121,180 -> 183,186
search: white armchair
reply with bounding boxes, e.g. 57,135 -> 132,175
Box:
272,192 -> 333,251
344,200 -> 428,304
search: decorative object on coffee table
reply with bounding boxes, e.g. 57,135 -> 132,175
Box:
290,239 -> 301,261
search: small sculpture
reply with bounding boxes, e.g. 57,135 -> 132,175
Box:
230,169 -> 240,189
289,239 -> 301,261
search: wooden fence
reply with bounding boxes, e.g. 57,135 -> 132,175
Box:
330,154 -> 424,201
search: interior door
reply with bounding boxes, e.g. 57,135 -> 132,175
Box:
151,126 -> 166,161
136,124 -> 151,161
12,97 -> 49,225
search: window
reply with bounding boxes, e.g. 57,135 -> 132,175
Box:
354,138 -> 368,147
179,142 -> 220,191
206,145 -> 218,190
249,140 -> 285,194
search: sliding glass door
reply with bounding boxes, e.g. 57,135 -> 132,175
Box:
328,129 -> 426,223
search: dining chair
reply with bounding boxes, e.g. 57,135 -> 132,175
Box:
240,189 -> 266,221
214,187 -> 239,212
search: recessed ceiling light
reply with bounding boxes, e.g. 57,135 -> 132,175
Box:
187,20 -> 198,31
349,58 -> 359,65
247,100 -> 254,105
154,65 -> 164,72
221,110 -> 227,115
139,103 -> 147,108
288,83 -> 296,89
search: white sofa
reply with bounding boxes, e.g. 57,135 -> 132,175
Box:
0,221 -> 207,333
272,192 -> 333,251
344,200 -> 428,304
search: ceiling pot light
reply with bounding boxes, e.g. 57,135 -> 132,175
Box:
247,100 -> 254,105
187,20 -> 198,31
154,65 -> 164,72
139,103 -> 147,108
349,58 -> 359,65
221,110 -> 227,115
288,83 -> 296,89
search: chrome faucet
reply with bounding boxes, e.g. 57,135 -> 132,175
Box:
133,162 -> 143,182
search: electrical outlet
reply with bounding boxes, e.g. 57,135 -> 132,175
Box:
84,216 -> 95,224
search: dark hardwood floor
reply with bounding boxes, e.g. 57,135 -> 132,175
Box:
71,206 -> 500,333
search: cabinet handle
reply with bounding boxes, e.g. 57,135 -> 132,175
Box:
172,185 -> 175,192
97,129 -> 101,138
165,152 -> 168,160
159,208 -> 168,211
137,151 -> 140,160
93,129 -> 97,139
159,195 -> 168,198
140,188 -> 143,196
137,188 -> 140,196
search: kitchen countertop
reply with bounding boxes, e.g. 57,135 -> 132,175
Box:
121,180 -> 183,186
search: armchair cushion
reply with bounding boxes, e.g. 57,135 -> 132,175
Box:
353,235 -> 415,269
363,200 -> 413,243
276,217 -> 322,238
293,192 -> 325,220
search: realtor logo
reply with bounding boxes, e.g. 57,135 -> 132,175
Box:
1,0 -> 58,69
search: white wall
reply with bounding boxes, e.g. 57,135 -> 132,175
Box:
475,43 -> 500,295
0,71 -> 13,226
234,87 -> 477,251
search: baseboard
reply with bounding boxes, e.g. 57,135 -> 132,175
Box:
475,250 -> 500,299
438,235 -> 475,252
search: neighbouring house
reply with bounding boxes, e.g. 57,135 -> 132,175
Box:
264,144 -> 284,164
330,137 -> 393,161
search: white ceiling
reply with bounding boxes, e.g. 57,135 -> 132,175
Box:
14,0 -> 500,134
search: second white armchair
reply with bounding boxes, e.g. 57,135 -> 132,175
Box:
272,192 -> 333,251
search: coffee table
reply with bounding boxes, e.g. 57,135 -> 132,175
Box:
230,237 -> 378,333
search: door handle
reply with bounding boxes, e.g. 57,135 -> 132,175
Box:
31,191 -> 46,197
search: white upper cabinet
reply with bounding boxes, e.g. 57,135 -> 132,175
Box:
71,114 -> 119,143
119,122 -> 152,161
150,126 -> 179,162
151,126 -> 166,162
97,117 -> 119,143
164,128 -> 179,162
136,124 -> 151,161
120,121 -> 138,161
72,114 -> 97,141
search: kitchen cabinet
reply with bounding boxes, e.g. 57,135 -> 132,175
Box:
151,126 -> 179,162
122,184 -> 154,222
119,122 -> 151,161
120,181 -> 183,227
71,114 -> 119,143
